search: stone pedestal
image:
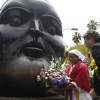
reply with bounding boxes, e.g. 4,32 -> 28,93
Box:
0,96 -> 66,100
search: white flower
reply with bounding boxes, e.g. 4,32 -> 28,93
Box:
50,61 -> 55,68
49,68 -> 53,70
45,72 -> 48,74
52,68 -> 55,71
60,69 -> 63,72
54,73 -> 57,77
45,77 -> 48,80
47,74 -> 50,76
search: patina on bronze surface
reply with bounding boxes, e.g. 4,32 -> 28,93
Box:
0,0 -> 64,97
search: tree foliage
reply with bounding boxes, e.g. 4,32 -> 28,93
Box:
67,43 -> 89,57
64,43 -> 90,65
87,20 -> 98,30
72,31 -> 81,44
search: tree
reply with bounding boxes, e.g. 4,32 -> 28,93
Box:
68,43 -> 89,57
87,20 -> 98,30
72,31 -> 81,44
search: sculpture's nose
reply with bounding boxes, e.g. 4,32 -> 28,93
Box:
29,19 -> 43,38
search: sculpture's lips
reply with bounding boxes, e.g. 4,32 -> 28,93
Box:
25,47 -> 43,51
19,42 -> 47,58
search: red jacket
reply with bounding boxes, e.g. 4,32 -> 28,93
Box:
66,60 -> 90,92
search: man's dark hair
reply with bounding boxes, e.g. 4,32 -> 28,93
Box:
83,30 -> 100,43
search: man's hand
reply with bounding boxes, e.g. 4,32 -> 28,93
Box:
57,88 -> 65,94
48,88 -> 58,94
90,88 -> 97,98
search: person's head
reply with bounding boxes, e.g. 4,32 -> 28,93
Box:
88,53 -> 90,57
83,30 -> 100,50
63,51 -> 68,61
65,51 -> 68,57
0,0 -> 64,97
68,49 -> 85,65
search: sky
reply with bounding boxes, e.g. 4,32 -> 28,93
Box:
0,0 -> 100,46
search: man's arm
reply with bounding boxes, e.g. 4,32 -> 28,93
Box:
92,43 -> 100,95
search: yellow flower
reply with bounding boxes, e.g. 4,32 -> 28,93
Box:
90,60 -> 99,77
90,60 -> 97,69
94,67 -> 98,73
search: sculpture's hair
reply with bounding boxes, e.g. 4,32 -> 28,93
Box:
83,30 -> 100,43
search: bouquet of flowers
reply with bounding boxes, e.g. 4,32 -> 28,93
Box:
37,57 -> 70,94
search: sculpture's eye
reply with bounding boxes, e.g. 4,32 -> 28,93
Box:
0,8 -> 31,27
9,17 -> 22,27
46,26 -> 56,35
41,17 -> 62,36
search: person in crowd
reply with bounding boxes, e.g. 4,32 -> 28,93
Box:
83,60 -> 93,90
83,30 -> 100,99
85,53 -> 93,65
88,66 -> 94,90
58,49 -> 92,100
63,51 -> 69,62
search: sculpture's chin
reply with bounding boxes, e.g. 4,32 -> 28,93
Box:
0,56 -> 51,97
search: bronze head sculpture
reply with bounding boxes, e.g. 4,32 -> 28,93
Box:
0,0 -> 64,97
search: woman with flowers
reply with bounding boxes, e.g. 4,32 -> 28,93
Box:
58,49 -> 92,100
